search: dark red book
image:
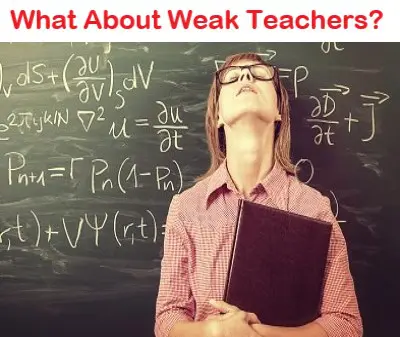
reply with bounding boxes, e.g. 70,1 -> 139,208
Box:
223,199 -> 333,327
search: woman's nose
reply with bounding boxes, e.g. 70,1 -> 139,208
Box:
239,69 -> 254,82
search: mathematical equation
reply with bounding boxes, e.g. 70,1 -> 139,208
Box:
307,85 -> 390,145
0,43 -> 390,239
0,209 -> 165,251
4,152 -> 183,194
0,56 -> 188,152
0,51 -> 152,107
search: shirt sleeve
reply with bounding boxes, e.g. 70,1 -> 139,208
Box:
154,193 -> 195,337
314,195 -> 364,337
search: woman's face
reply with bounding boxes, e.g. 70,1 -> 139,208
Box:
217,59 -> 280,128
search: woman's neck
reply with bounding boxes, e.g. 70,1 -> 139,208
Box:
224,122 -> 275,198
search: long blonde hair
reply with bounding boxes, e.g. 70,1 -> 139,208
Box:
196,52 -> 296,182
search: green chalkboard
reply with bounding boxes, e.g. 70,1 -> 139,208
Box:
0,42 -> 398,337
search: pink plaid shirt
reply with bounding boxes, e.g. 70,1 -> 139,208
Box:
155,160 -> 363,337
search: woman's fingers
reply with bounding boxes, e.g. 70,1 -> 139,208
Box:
209,299 -> 260,324
209,299 -> 239,314
246,312 -> 261,324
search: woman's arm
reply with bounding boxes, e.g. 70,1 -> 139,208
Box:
154,194 -> 264,337
154,194 -> 196,337
251,321 -> 328,337
169,321 -> 213,337
311,196 -> 363,337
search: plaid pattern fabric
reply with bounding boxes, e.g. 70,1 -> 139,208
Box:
155,160 -> 363,337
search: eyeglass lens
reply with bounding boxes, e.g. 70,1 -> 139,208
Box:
219,64 -> 274,83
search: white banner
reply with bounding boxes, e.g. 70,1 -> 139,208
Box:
0,0 -> 394,42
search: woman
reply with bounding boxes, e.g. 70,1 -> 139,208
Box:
154,52 -> 363,337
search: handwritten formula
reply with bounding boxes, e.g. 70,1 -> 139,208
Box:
0,42 -> 392,253
0,209 -> 164,251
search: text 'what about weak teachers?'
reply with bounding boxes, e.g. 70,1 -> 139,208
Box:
9,9 -> 384,31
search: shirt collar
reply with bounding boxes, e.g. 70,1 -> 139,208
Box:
205,159 -> 231,207
205,158 -> 290,209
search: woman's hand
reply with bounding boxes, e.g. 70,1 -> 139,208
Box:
205,299 -> 262,337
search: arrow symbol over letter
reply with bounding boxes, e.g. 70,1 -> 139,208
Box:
360,91 -> 390,104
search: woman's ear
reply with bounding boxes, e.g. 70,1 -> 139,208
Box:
216,106 -> 224,128
217,115 -> 224,128
275,113 -> 282,122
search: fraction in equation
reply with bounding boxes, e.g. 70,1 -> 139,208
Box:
307,85 -> 389,145
135,101 -> 188,153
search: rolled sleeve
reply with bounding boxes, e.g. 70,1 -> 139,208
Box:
314,196 -> 363,337
155,194 -> 194,337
